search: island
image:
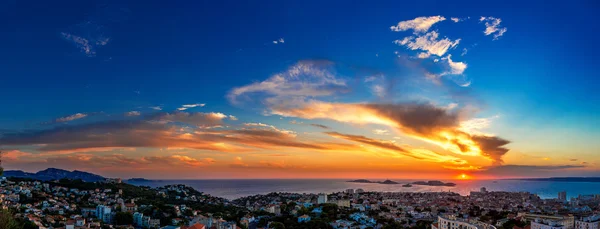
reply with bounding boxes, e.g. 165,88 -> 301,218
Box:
412,180 -> 456,186
127,178 -> 153,182
402,183 -> 413,187
347,179 -> 399,184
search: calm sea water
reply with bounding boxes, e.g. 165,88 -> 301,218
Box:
126,179 -> 600,200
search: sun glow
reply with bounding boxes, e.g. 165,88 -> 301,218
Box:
458,173 -> 470,179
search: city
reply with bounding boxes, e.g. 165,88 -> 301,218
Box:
1,177 -> 599,229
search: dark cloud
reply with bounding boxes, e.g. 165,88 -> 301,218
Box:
310,124 -> 330,129
0,112 -> 356,154
472,135 -> 510,165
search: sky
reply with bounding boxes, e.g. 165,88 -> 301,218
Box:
0,0 -> 598,179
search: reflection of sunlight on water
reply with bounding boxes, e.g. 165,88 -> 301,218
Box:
127,179 -> 600,200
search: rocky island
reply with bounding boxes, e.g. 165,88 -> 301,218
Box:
347,179 -> 399,184
412,180 -> 456,186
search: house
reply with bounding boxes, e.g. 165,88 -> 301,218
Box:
182,223 -> 207,229
298,214 -> 311,223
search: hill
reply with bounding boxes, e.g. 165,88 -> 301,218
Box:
4,168 -> 106,182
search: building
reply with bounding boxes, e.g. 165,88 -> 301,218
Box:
480,187 -> 488,193
532,219 -> 566,229
434,215 -> 496,229
336,199 -> 351,208
182,223 -> 206,229
133,212 -> 144,226
346,189 -> 354,194
318,193 -> 328,204
559,191 -> 567,201
95,205 -> 112,223
298,214 -> 311,223
520,214 -> 575,229
575,215 -> 600,229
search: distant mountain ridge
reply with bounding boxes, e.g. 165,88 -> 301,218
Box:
3,168 -> 106,182
512,177 -> 600,182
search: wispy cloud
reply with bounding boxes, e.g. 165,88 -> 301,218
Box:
125,111 -> 141,116
273,38 -> 285,44
393,31 -> 460,57
390,16 -> 446,33
177,103 -> 205,111
480,16 -> 507,40
53,113 -> 88,123
310,124 -> 330,129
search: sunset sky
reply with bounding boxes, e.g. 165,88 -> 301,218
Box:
1,0 -> 598,179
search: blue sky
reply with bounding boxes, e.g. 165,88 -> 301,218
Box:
0,0 -> 598,178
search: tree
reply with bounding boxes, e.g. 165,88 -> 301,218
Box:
0,209 -> 20,229
115,212 -> 134,225
269,222 -> 286,229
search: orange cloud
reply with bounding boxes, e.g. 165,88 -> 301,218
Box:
270,101 -> 510,164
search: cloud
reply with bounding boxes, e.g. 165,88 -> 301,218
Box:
228,60 -> 348,104
444,55 -> 467,75
125,111 -> 141,116
149,106 -> 162,111
372,129 -> 390,135
228,62 -> 511,165
53,113 -> 88,123
269,101 -> 511,164
273,38 -> 285,44
417,52 -> 431,59
450,17 -> 461,23
61,33 -> 97,56
461,48 -> 468,56
394,31 -> 460,56
480,17 -> 507,40
326,132 -> 468,166
177,103 -> 205,111
310,124 -> 330,129
13,154 -> 216,171
390,16 -> 446,33
0,112 -> 361,155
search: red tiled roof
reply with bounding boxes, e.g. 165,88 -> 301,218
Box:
183,223 -> 206,229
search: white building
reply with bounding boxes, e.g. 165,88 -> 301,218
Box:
575,215 -> 600,229
433,215 -> 496,229
532,220 -> 565,229
318,193 -> 328,204
520,214 -> 575,229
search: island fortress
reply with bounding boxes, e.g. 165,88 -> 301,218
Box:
432,214 -> 497,229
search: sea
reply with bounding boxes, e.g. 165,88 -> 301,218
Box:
125,179 -> 600,200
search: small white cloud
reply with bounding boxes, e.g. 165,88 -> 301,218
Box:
394,31 -> 460,57
390,16 -> 446,33
61,32 -> 110,57
55,113 -> 88,123
417,52 -> 431,59
373,129 -> 390,135
445,54 -> 467,75
149,106 -> 162,111
450,17 -> 461,23
480,16 -> 507,40
273,38 -> 285,44
125,111 -> 141,116
228,115 -> 238,121
177,103 -> 205,111
461,48 -> 468,56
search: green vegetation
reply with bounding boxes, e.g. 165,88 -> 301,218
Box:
115,212 -> 134,225
0,209 -> 37,229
